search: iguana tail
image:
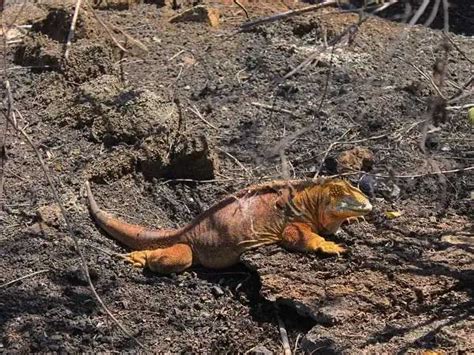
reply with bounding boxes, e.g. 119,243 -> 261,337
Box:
85,181 -> 183,250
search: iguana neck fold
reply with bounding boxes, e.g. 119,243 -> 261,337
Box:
292,185 -> 343,235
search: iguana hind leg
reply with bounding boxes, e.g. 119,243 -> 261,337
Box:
281,222 -> 346,255
122,243 -> 193,274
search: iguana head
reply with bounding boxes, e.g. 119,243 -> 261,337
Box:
320,179 -> 372,218
288,178 -> 373,234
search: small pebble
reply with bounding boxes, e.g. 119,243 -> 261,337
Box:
211,285 -> 224,298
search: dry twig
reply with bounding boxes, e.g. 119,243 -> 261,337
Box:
371,0 -> 399,14
251,101 -> 300,118
444,35 -> 473,66
234,0 -> 250,20
85,0 -> 127,53
419,39 -> 450,153
64,0 -> 83,60
239,0 -> 337,31
448,75 -> 473,103
276,311 -> 291,355
424,0 -> 441,27
189,105 -> 219,130
408,0 -> 430,26
0,1 -> 11,210
216,147 -> 250,174
441,0 -> 449,32
0,269 -> 49,288
408,62 -> 447,100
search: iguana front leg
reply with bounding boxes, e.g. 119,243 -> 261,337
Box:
346,216 -> 366,224
122,243 -> 193,274
280,222 -> 346,255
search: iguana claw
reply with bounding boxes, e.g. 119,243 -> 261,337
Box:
346,216 -> 366,224
121,251 -> 148,268
318,241 -> 346,255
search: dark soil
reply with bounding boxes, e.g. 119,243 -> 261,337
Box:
1,1 -> 473,353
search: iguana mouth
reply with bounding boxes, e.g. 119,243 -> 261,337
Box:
348,204 -> 372,213
337,201 -> 372,213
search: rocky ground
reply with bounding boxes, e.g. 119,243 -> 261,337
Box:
0,0 -> 472,353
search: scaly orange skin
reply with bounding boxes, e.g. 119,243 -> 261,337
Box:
86,179 -> 372,274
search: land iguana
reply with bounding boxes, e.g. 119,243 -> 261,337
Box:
85,179 -> 372,274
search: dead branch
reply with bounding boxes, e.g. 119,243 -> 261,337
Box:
444,35 -> 473,66
64,0 -> 83,60
383,0 -> 448,65
234,0 -> 250,20
158,177 -> 237,185
424,0 -> 440,27
395,166 -> 474,179
441,0 -> 449,32
408,0 -> 430,26
447,103 -> 474,111
1,4 -> 14,210
371,0 -> 399,14
408,62 -> 447,100
280,16 -> 365,83
189,105 -> 219,130
448,75 -> 473,103
110,22 -> 148,55
85,0 -> 127,53
419,38 -> 450,154
216,147 -> 250,175
239,0 -> 337,32
0,269 -> 49,288
276,311 -> 291,355
251,101 -> 301,118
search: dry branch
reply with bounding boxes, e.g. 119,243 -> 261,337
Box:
85,1 -> 127,53
0,9 -> 13,209
444,35 -> 473,66
424,0 -> 441,27
216,147 -> 250,174
251,101 -> 300,118
64,0 -> 83,60
239,0 -> 337,31
0,269 -> 49,288
234,0 -> 249,20
276,312 -> 291,355
419,38 -> 450,153
189,105 -> 219,130
408,0 -> 430,26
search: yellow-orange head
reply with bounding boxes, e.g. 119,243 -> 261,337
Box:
319,179 -> 372,219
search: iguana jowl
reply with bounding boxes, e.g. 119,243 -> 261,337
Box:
86,179 -> 372,274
